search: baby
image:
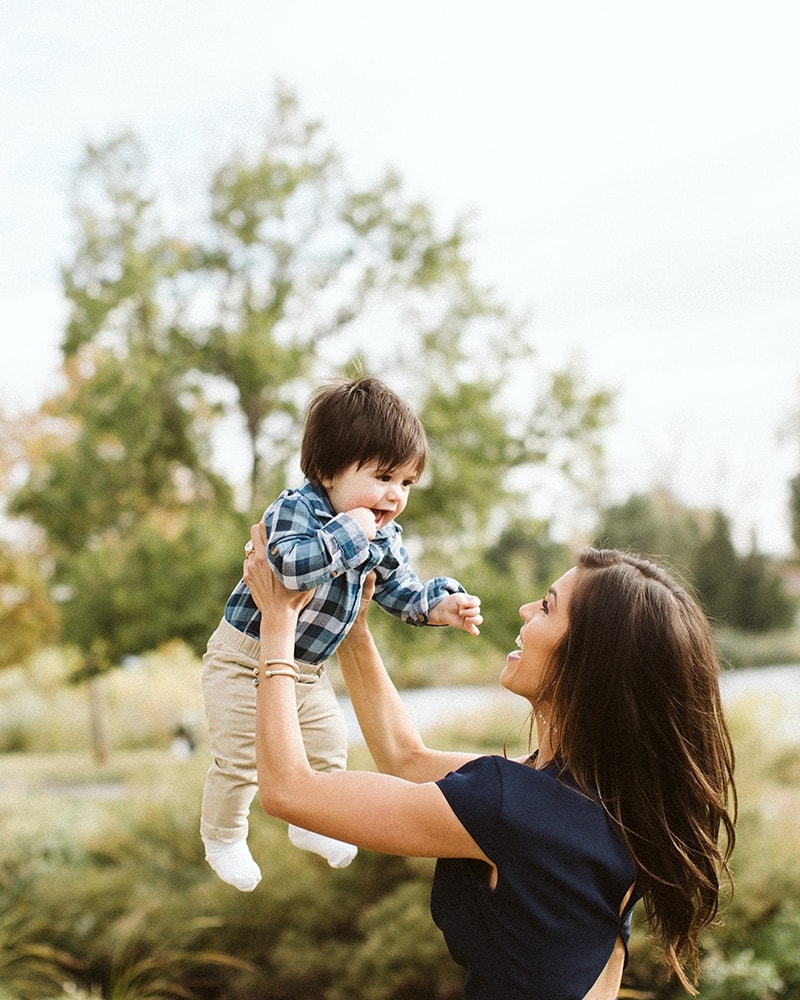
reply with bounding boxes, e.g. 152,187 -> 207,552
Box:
200,376 -> 481,890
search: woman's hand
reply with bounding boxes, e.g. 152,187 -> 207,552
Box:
354,571 -> 376,623
243,522 -> 316,621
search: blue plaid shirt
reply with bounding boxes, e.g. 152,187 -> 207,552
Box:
225,480 -> 465,665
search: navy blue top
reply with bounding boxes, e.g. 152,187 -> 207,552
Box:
432,755 -> 640,1000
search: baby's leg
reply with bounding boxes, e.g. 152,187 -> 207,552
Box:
200,621 -> 262,891
290,669 -> 358,868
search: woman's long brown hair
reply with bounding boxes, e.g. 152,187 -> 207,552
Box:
540,548 -> 736,993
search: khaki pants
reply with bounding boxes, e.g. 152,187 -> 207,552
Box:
200,617 -> 349,843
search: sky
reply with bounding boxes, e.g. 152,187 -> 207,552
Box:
2,0 -> 799,553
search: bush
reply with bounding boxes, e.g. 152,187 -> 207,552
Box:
2,680 -> 800,997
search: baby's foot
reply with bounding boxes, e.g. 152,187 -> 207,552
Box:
288,824 -> 358,869
203,838 -> 262,891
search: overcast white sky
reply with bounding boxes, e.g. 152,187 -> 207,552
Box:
2,0 -> 799,553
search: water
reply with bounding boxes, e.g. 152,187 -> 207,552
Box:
720,662 -> 800,742
341,664 -> 800,746
340,684 -> 522,745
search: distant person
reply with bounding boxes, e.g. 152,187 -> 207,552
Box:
200,376 -> 481,891
170,723 -> 196,759
244,533 -> 736,999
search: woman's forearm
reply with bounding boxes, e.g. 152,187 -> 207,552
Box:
336,621 -> 477,783
254,609 -> 314,815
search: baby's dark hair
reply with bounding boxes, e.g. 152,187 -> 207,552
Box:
300,376 -> 429,484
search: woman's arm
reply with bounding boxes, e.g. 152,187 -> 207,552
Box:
243,524 -> 489,865
336,584 -> 482,783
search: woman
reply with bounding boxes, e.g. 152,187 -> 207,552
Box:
243,526 -> 736,999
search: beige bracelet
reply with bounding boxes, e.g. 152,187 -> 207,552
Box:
252,658 -> 299,686
264,658 -> 299,671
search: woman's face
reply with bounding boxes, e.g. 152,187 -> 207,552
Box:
501,566 -> 578,700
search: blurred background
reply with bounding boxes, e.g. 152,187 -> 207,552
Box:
1,3 -> 799,998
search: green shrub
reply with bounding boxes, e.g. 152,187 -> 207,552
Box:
2,675 -> 800,998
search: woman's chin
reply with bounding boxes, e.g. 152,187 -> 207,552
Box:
499,657 -> 517,691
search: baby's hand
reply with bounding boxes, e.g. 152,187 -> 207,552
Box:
347,506 -> 378,541
429,593 -> 482,636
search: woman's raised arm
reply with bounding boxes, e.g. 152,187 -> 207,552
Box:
336,578 -> 481,784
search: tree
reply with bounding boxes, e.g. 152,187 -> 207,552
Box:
730,540 -> 795,633
0,408 -> 59,668
790,471 -> 800,555
9,137 -> 240,759
0,542 -> 58,669
178,85 -> 577,513
693,510 -> 739,622
591,489 -> 703,584
162,84 -> 615,659
592,491 -> 797,633
783,384 -> 800,556
8,84 -> 618,729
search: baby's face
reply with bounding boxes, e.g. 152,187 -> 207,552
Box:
321,458 -> 419,530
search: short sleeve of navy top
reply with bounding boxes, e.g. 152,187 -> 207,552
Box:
432,755 -> 639,1000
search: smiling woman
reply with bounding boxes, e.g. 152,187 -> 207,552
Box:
500,570 -> 576,729
245,536 -> 736,999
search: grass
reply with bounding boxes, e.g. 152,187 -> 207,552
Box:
1,639 -> 800,998
714,623 -> 800,669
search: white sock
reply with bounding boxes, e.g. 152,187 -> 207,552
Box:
287,824 -> 358,869
203,837 -> 262,891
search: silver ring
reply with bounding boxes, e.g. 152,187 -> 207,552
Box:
244,540 -> 254,554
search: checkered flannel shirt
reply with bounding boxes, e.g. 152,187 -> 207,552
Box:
224,480 -> 465,665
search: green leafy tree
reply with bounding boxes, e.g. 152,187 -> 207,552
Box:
9,137 -> 240,758
8,86 -> 618,727
693,510 -> 739,622
0,543 -> 58,669
593,491 -> 796,633
0,408 -> 59,668
171,85 -> 615,671
730,540 -> 795,633
592,489 -> 703,583
784,385 -> 800,556
789,471 -> 800,555
183,82 -> 592,516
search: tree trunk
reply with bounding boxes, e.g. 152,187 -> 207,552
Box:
88,674 -> 111,765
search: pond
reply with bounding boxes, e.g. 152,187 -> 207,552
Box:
340,663 -> 800,746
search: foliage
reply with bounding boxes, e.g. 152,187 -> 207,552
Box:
9,135 -> 236,679
0,540 -> 58,668
4,82 -> 614,715
714,623 -> 800,670
0,407 -> 60,670
593,492 -> 797,633
53,507 -> 246,664
790,471 -> 800,554
2,684 -> 800,999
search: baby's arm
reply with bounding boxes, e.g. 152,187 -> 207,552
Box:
267,493 -> 376,590
371,529 -> 482,635
428,592 -> 482,636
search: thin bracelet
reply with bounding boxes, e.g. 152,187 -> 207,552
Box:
253,668 -> 298,686
264,658 -> 299,671
252,659 -> 299,686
